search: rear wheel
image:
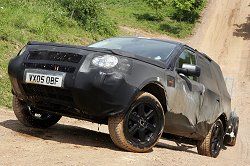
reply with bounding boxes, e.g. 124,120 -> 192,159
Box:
13,96 -> 61,128
197,119 -> 224,158
225,118 -> 239,146
108,92 -> 165,152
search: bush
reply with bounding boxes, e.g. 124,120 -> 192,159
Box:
143,0 -> 167,19
60,0 -> 117,36
172,0 -> 206,23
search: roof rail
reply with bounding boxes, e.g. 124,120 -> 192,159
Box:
199,52 -> 212,62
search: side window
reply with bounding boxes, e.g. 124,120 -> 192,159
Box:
176,49 -> 197,81
197,56 -> 219,93
177,49 -> 196,68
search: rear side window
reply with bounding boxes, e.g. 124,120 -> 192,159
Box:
197,56 -> 219,93
210,61 -> 230,98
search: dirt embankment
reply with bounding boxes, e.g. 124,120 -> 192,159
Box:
0,0 -> 250,165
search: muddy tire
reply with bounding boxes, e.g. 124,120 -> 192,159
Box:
197,119 -> 224,158
225,119 -> 239,146
108,92 -> 165,152
13,96 -> 61,128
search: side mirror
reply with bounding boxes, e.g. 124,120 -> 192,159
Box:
176,64 -> 201,77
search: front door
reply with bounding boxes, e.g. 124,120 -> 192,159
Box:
165,48 -> 205,139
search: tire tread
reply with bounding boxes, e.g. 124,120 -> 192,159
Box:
197,119 -> 223,157
13,96 -> 61,128
108,92 -> 164,152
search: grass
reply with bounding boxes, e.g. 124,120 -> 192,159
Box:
0,0 -> 100,108
104,0 -> 205,38
0,0 -> 207,108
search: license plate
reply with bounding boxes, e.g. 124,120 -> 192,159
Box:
25,72 -> 64,88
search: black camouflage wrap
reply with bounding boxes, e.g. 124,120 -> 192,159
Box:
8,39 -> 236,140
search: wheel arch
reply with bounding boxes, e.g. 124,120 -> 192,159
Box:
218,113 -> 227,132
140,82 -> 168,113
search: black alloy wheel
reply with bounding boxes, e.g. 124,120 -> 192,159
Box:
124,103 -> 162,148
108,92 -> 164,152
197,119 -> 224,158
210,120 -> 224,157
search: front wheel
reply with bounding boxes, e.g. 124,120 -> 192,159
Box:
197,119 -> 224,158
13,96 -> 62,128
108,92 -> 165,152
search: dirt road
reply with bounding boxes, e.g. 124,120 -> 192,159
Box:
188,0 -> 250,164
1,0 -> 250,165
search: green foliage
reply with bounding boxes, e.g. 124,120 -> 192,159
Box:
172,0 -> 206,23
143,0 -> 167,17
0,0 -> 102,108
0,0 -> 207,108
105,0 -> 205,37
60,0 -> 117,36
62,0 -> 102,22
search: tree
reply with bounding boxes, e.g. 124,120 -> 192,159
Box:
172,0 -> 205,22
144,0 -> 168,17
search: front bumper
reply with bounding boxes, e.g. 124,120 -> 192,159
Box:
8,47 -> 137,123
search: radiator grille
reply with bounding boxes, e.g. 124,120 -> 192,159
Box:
28,51 -> 82,63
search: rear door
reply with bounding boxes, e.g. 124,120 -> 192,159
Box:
195,55 -> 221,136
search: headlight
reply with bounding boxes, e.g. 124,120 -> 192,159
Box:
92,54 -> 118,69
17,46 -> 27,56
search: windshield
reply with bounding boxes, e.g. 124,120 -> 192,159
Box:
89,37 -> 177,61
